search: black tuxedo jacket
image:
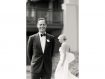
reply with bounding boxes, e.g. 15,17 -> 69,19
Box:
27,33 -> 55,73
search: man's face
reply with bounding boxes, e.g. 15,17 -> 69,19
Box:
37,20 -> 47,33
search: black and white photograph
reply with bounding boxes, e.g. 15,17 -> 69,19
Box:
26,0 -> 79,79
1,0 -> 105,79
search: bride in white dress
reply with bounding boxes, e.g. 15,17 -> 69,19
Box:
54,34 -> 78,79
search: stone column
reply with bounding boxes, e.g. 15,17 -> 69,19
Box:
62,0 -> 78,52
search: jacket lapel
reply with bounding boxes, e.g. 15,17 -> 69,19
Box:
36,33 -> 43,54
44,33 -> 49,54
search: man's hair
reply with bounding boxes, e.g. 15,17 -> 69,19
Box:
37,18 -> 47,24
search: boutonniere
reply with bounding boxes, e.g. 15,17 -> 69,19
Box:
47,39 -> 50,42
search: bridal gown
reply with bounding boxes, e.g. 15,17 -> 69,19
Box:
54,44 -> 78,79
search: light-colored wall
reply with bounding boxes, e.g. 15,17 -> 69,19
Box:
62,0 -> 78,52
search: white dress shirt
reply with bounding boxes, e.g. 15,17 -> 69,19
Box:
39,32 -> 46,53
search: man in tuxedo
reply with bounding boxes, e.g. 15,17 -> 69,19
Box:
27,18 -> 55,79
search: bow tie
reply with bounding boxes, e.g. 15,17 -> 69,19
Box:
41,33 -> 46,37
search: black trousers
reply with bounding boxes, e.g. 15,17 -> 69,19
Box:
31,65 -> 51,79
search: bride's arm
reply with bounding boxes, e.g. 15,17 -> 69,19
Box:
59,43 -> 67,66
60,52 -> 66,66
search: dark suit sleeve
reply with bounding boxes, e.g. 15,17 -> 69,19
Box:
51,36 -> 55,57
27,36 -> 33,63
